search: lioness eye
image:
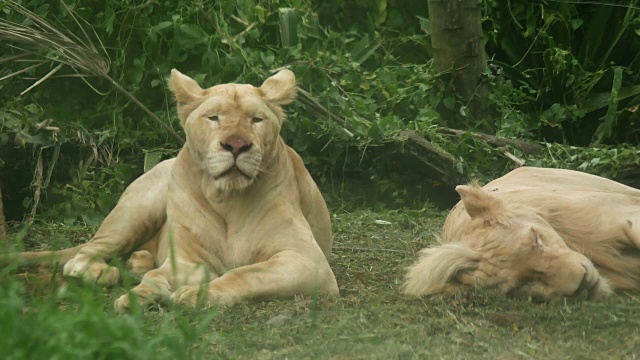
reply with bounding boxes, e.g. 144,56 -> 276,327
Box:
252,116 -> 263,124
208,115 -> 219,122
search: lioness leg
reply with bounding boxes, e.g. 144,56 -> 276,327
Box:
172,249 -> 339,308
64,160 -> 173,284
627,215 -> 640,249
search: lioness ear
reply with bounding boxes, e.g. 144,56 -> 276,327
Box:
259,69 -> 297,105
169,69 -> 205,106
455,184 -> 503,220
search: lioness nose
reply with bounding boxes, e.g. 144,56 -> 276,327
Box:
221,136 -> 252,157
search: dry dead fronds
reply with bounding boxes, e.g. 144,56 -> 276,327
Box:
0,1 -> 184,143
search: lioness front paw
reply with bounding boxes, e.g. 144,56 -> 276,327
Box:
63,256 -> 120,285
171,285 -> 237,308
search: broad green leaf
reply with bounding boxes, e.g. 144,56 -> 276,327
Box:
584,85 -> 640,113
152,21 -> 172,32
180,24 -> 203,39
417,16 -> 430,36
104,6 -> 114,35
374,0 -> 387,26
17,132 -> 55,146
279,8 -> 302,47
260,51 -> 274,67
255,5 -> 266,23
585,5 -> 613,58
144,151 -> 162,173
350,34 -> 380,65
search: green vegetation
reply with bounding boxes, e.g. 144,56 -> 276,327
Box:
3,208 -> 640,359
1,0 -> 639,222
1,1 -> 640,358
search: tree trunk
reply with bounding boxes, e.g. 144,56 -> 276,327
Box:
428,0 -> 487,125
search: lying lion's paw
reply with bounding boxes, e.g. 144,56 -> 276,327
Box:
114,293 -> 132,314
587,277 -> 613,300
114,291 -> 149,314
125,250 -> 155,276
171,285 -> 238,308
171,285 -> 204,308
114,284 -> 167,313
63,256 -> 120,285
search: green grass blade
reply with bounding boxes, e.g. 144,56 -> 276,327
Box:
591,66 -> 623,146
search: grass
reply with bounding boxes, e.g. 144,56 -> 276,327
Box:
2,205 -> 640,359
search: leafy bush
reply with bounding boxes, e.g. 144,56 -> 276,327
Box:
0,274 -> 217,359
0,0 -> 638,220
483,0 -> 640,145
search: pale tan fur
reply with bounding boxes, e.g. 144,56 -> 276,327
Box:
404,243 -> 480,296
406,167 -> 640,300
4,70 -> 339,311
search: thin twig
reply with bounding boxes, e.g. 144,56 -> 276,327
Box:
333,245 -> 405,253
102,73 -> 184,143
27,149 -> 44,224
296,87 -> 347,127
624,291 -> 640,304
0,61 -> 46,81
503,151 -> 525,167
20,63 -> 63,95
222,22 -> 257,44
0,52 -> 35,65
437,127 -> 543,155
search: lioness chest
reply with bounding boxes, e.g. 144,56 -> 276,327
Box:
158,167 -> 307,273
210,209 -> 299,269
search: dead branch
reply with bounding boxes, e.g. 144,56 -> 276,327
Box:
296,88 -> 465,184
437,127 -> 543,155
396,130 -> 466,184
296,87 -> 347,127
503,151 -> 525,167
333,246 -> 405,253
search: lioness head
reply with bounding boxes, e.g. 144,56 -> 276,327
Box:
406,184 -> 612,300
169,69 -> 296,192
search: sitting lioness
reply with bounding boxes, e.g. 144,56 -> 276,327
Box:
405,167 -> 640,301
6,69 -> 339,312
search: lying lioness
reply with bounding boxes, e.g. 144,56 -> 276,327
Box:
6,69 -> 339,312
405,167 -> 640,300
